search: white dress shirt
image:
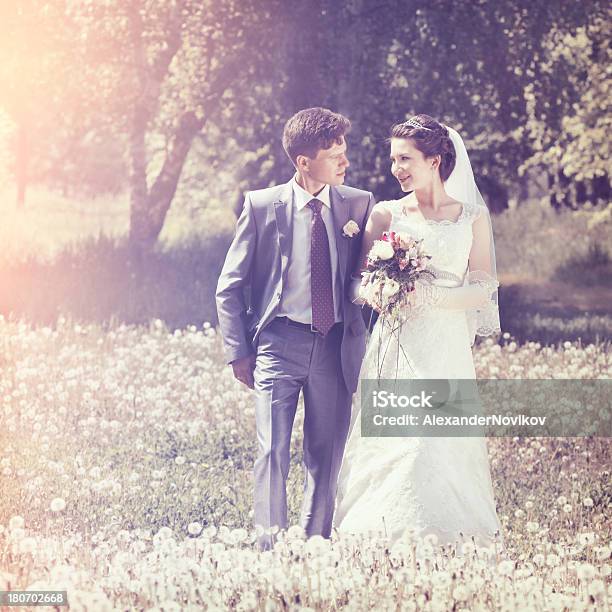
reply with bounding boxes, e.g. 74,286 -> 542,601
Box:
277,176 -> 343,324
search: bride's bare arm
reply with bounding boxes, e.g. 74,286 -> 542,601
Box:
468,207 -> 494,275
353,203 -> 392,278
349,203 -> 392,305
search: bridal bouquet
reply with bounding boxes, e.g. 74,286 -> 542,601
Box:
359,231 -> 433,318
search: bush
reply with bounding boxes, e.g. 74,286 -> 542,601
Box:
0,234 -> 232,328
553,242 -> 612,287
493,199 -> 610,280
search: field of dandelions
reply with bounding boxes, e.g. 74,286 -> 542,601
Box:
1,315 -> 610,611
0,187 -> 610,610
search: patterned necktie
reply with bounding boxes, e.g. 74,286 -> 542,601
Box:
308,198 -> 335,336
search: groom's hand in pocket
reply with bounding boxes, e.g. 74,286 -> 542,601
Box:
231,354 -> 256,389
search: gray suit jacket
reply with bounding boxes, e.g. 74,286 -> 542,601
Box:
215,180 -> 376,393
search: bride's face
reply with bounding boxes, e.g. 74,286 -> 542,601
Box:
390,138 -> 436,192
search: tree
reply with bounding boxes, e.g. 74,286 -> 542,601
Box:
230,0 -> 607,213
517,8 -> 611,208
0,1 -> 80,207
62,0 -> 279,253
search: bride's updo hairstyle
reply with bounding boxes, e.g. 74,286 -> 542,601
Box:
390,114 -> 457,181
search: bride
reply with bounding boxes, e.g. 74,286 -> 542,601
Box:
333,114 -> 503,551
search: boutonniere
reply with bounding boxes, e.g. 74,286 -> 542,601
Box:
342,220 -> 360,238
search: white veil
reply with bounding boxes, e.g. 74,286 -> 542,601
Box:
443,126 -> 501,343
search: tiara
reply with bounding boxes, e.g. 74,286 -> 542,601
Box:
406,117 -> 433,131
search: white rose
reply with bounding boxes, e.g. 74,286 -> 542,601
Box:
369,240 -> 394,261
361,280 -> 380,304
360,279 -> 385,309
342,220 -> 360,237
381,279 -> 400,301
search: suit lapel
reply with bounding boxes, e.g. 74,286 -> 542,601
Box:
273,181 -> 294,282
331,186 -> 350,287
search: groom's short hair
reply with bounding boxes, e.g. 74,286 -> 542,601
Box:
282,107 -> 351,164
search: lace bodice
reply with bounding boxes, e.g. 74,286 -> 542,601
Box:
380,198 -> 485,285
377,198 -> 501,339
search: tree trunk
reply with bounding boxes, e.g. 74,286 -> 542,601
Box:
128,111 -> 203,253
15,120 -> 28,208
125,0 -> 195,256
127,102 -> 150,252
593,174 -> 610,204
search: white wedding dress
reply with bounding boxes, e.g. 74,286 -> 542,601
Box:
334,198 -> 503,551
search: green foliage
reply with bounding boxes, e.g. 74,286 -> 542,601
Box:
225,0 -> 609,211
0,1 -> 126,195
518,12 -> 610,182
0,1 -> 608,239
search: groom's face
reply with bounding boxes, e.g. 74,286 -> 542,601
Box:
304,136 -> 350,186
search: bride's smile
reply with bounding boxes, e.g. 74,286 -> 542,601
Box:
390,137 -> 435,192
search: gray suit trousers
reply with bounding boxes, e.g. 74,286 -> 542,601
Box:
253,317 -> 352,550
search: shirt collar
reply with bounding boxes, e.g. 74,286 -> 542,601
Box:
292,175 -> 331,211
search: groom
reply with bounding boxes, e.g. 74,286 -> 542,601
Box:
216,107 -> 375,549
